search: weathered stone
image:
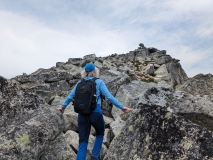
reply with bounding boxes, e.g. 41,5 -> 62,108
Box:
41,133 -> 76,160
166,61 -> 188,86
73,72 -> 81,79
62,63 -> 78,71
154,63 -> 160,68
56,62 -> 65,68
63,111 -> 78,132
151,51 -> 166,61
67,58 -> 83,66
117,66 -> 133,74
176,74 -> 213,100
99,69 -> 130,111
94,61 -> 103,68
156,55 -> 172,65
11,67 -> 74,104
144,63 -> 154,75
102,60 -> 113,70
83,54 -> 96,62
136,86 -> 213,132
14,68 -> 72,84
154,64 -> 169,78
79,59 -> 92,68
104,104 -> 213,160
110,118 -> 126,137
29,80 -> 71,103
64,130 -> 79,153
103,128 -> 112,148
113,80 -> 157,119
51,96 -> 69,109
0,76 -> 65,160
103,115 -> 114,128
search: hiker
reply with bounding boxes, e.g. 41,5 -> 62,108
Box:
58,63 -> 132,160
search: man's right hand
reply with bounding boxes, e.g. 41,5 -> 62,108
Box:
122,106 -> 133,113
58,108 -> 65,114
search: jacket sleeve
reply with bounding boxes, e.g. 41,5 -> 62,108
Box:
62,81 -> 79,109
99,80 -> 124,109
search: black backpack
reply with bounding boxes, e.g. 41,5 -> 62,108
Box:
73,77 -> 98,114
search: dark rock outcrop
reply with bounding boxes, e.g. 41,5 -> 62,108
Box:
104,104 -> 213,159
0,76 -> 74,159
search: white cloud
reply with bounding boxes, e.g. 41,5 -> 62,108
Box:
0,11 -> 133,78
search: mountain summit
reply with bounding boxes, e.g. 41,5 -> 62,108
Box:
1,43 -> 213,159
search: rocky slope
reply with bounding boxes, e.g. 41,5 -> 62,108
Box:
1,43 -> 213,159
176,73 -> 213,101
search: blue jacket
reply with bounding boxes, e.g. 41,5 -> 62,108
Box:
62,76 -> 124,110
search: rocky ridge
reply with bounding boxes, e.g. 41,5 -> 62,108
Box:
176,73 -> 213,101
1,43 -> 213,159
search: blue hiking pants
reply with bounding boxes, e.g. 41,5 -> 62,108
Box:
76,111 -> 105,160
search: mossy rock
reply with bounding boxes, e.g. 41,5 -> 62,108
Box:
140,78 -> 156,83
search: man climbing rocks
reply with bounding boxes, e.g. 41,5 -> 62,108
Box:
58,63 -> 132,160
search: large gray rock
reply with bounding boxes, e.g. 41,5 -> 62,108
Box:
110,118 -> 126,137
168,91 -> 213,131
83,54 -> 96,62
166,61 -> 188,86
104,104 -> 213,159
64,130 -> 79,153
12,67 -> 73,103
111,80 -> 157,119
144,63 -> 154,75
154,64 -> 169,79
103,128 -> 112,148
51,96 -> 74,112
67,58 -> 84,66
40,133 -> 76,160
153,61 -> 188,87
0,76 -> 65,160
99,69 -> 130,117
176,73 -> 213,101
14,68 -> 72,84
136,86 -> 213,132
110,81 -> 213,142
63,111 -> 78,132
156,55 -> 172,65
29,80 -> 70,103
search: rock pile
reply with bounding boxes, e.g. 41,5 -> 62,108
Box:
1,43 -> 213,159
176,73 -> 213,101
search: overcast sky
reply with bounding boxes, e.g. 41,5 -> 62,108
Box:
0,0 -> 213,79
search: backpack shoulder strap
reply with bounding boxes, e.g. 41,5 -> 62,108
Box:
92,77 -> 99,82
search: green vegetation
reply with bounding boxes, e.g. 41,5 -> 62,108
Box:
16,134 -> 30,145
143,150 -> 149,155
165,112 -> 172,118
128,125 -> 133,131
140,78 -> 156,83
